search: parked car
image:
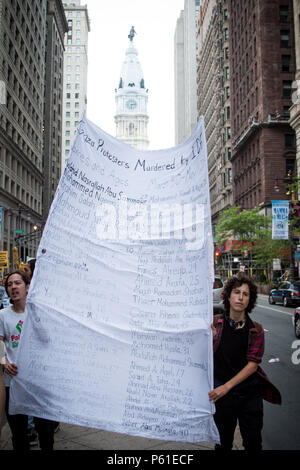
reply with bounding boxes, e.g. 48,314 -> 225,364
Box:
268,281 -> 300,307
213,277 -> 224,304
293,306 -> 300,338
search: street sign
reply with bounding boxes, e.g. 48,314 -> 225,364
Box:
13,229 -> 25,234
273,258 -> 281,270
294,251 -> 300,261
0,251 -> 9,268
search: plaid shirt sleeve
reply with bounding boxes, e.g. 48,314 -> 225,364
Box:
247,324 -> 264,364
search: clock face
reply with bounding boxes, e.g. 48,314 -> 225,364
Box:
126,99 -> 137,110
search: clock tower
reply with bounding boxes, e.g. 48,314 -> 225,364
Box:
114,28 -> 149,149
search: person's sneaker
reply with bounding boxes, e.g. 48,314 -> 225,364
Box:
28,429 -> 38,447
54,422 -> 60,433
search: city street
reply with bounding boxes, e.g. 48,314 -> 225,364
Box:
1,294 -> 299,450
252,294 -> 300,450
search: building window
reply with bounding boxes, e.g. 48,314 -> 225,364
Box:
226,106 -> 230,119
226,86 -> 230,99
282,55 -> 291,72
283,106 -> 290,119
228,168 -> 232,183
285,134 -> 295,147
224,28 -> 229,41
65,140 -> 70,146
286,159 -> 295,175
227,147 -> 231,160
279,5 -> 289,23
225,66 -> 230,80
227,127 -> 231,140
283,80 -> 292,98
129,123 -> 135,135
66,111 -> 70,117
280,30 -> 290,47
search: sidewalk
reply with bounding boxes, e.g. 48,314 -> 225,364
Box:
0,422 -> 243,451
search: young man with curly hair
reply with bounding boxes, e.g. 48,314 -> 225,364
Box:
209,273 -> 281,451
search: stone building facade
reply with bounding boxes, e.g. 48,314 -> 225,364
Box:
229,0 -> 296,212
290,0 -> 300,177
197,0 -> 232,227
0,0 -> 67,265
0,0 -> 47,262
61,0 -> 90,169
43,0 -> 68,219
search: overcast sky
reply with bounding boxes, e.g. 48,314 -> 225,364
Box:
84,0 -> 185,150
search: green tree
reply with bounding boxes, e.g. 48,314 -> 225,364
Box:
215,206 -> 289,280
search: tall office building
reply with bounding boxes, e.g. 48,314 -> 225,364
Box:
0,0 -> 47,263
43,0 -> 68,219
114,29 -> 149,149
197,0 -> 232,226
174,0 -> 201,145
229,0 -> 296,213
61,0 -> 90,170
290,0 -> 300,177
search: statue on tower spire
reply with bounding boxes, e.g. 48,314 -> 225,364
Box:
128,26 -> 136,42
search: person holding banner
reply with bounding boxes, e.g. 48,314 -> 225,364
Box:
0,270 -> 30,450
209,273 -> 281,451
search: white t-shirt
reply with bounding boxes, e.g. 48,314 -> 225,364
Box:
0,306 -> 27,386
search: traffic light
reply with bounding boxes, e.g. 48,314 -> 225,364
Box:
215,250 -> 220,264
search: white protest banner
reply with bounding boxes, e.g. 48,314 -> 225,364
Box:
10,113 -> 219,444
272,200 -> 289,240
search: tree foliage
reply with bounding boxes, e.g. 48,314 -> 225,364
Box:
215,206 -> 289,270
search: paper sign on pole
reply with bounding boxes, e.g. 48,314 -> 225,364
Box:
0,251 -> 8,268
10,113 -> 219,444
272,200 -> 289,240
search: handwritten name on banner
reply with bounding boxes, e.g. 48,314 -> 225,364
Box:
10,113 -> 219,444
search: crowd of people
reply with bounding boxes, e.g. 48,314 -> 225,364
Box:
0,261 -> 281,451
